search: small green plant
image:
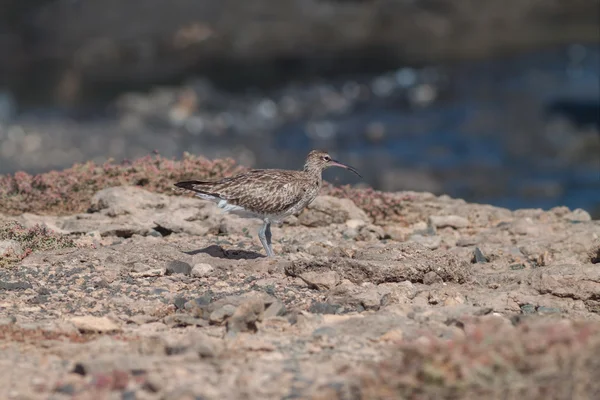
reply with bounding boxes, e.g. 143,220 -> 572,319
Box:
0,221 -> 75,268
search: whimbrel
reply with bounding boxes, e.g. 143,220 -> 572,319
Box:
174,150 -> 361,257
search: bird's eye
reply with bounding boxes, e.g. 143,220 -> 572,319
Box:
322,156 -> 331,161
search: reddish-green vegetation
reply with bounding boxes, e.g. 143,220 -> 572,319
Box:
323,183 -> 412,225
0,152 -> 412,223
352,317 -> 600,399
0,152 -> 242,216
0,221 -> 75,267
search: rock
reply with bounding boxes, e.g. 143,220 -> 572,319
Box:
299,271 -> 341,291
183,297 -> 211,318
89,186 -> 166,215
226,297 -> 265,334
528,264 -> 600,303
207,292 -> 274,314
191,263 -> 215,278
0,280 -> 33,290
129,268 -> 165,278
298,196 -> 369,227
346,219 -> 366,230
173,296 -> 188,310
342,227 -> 360,240
209,304 -> 237,324
423,271 -> 443,285
163,315 -> 209,328
510,218 -> 542,236
232,336 -> 276,352
429,215 -> 470,229
0,239 -> 23,256
408,234 -> 442,250
264,299 -> 286,319
308,302 -> 340,315
564,209 -> 592,222
353,290 -> 382,311
163,331 -> 222,358
70,316 -> 121,333
166,260 -> 192,276
383,225 -> 413,241
357,224 -> 385,241
473,247 -> 488,263
288,243 -> 470,285
378,329 -> 404,342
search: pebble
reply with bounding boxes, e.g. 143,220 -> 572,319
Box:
130,268 -> 165,278
191,263 -> 214,278
378,329 -> 404,342
510,218 -> 541,236
209,304 -> 237,324
473,247 -> 488,263
0,240 -> 24,256
429,215 -> 470,229
264,299 -> 286,319
308,302 -> 340,315
409,234 -> 441,250
165,260 -> 192,276
163,315 -> 208,328
0,280 -> 33,290
173,296 -> 187,310
422,271 -> 443,285
70,316 -> 122,333
564,208 -> 592,222
226,297 -> 265,334
299,271 -> 341,291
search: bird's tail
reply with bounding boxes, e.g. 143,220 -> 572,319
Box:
173,180 -> 223,198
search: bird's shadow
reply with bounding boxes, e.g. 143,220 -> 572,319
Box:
184,245 -> 264,260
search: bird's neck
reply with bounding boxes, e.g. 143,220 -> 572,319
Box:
303,164 -> 323,183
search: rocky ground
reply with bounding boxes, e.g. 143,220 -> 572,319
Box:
1,182 -> 600,399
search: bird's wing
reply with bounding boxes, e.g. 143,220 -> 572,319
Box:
175,170 -> 309,215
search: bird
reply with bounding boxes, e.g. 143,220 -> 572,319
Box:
174,150 -> 362,257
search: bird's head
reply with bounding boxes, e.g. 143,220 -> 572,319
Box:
303,150 -> 362,177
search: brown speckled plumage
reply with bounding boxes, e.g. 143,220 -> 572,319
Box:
175,150 -> 361,257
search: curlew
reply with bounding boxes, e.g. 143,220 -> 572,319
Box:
174,150 -> 361,257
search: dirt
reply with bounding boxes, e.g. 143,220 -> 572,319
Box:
1,185 -> 600,399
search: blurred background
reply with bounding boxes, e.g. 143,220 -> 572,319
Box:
1,0 -> 599,216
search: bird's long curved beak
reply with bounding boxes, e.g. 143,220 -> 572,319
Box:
330,159 -> 362,178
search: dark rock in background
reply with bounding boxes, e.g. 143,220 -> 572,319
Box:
1,0 -> 599,106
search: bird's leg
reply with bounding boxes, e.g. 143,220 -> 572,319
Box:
258,219 -> 275,257
265,221 -> 274,256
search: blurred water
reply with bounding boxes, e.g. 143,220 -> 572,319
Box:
273,45 -> 600,214
1,45 -> 599,215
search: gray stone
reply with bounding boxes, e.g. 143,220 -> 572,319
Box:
166,260 -> 192,276
209,304 -> 237,324
297,196 -> 369,227
299,271 -> 341,291
163,315 -> 209,328
226,297 -> 265,334
0,240 -> 23,256
264,299 -> 286,318
429,215 -> 470,229
309,302 -> 340,315
192,263 -> 215,278
0,280 -> 32,290
473,247 -> 488,263
564,209 -> 592,223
